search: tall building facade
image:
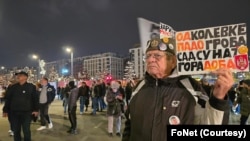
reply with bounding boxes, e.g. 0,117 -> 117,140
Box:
129,46 -> 145,79
83,52 -> 124,80
45,59 -> 67,77
45,57 -> 85,79
44,52 -> 124,80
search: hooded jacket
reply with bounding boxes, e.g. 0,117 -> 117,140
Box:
122,70 -> 230,141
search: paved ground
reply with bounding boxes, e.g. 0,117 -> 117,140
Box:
0,99 -> 124,141
0,99 -> 249,141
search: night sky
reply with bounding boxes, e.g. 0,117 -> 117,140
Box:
0,0 -> 249,68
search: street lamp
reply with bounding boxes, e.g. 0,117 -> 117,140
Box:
65,47 -> 74,78
0,66 -> 5,75
32,54 -> 40,80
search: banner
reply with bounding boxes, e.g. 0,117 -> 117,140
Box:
137,17 -> 159,54
176,23 -> 248,75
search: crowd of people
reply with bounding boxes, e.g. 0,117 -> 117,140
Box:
0,70 -> 136,141
56,79 -> 135,136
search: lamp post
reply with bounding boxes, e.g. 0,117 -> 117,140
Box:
32,54 -> 40,80
0,66 -> 5,74
66,47 -> 74,78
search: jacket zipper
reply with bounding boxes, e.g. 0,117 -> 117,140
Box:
151,79 -> 159,141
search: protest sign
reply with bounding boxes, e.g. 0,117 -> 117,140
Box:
137,17 -> 160,54
176,23 -> 248,75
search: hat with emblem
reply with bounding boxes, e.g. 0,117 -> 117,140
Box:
145,37 -> 176,55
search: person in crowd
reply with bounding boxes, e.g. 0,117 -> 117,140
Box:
4,79 -> 18,136
106,80 -> 123,137
234,79 -> 250,125
0,85 -> 5,104
98,79 -> 106,112
84,90 -> 90,112
90,81 -> 99,115
67,81 -> 79,134
63,84 -> 70,114
32,82 -> 42,123
228,85 -> 238,114
234,80 -> 244,114
2,71 -> 39,141
57,87 -> 61,100
122,37 -> 234,141
78,81 -> 89,114
117,81 -> 125,117
125,80 -> 133,106
37,77 -> 56,131
84,91 -> 90,112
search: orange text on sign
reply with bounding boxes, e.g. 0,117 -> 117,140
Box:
177,40 -> 204,51
203,59 -> 236,71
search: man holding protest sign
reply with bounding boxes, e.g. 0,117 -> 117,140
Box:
122,23 -> 236,141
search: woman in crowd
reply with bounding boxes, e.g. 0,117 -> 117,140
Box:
106,80 -> 123,137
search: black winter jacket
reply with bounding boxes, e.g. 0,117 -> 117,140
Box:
3,82 -> 39,113
122,72 -> 230,141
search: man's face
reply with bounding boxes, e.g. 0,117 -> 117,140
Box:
40,78 -> 48,86
17,74 -> 28,82
145,50 -> 176,78
82,83 -> 86,87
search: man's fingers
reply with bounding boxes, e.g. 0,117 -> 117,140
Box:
211,69 -> 233,81
211,69 -> 232,76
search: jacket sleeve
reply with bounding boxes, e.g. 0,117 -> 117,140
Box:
194,89 -> 230,124
122,104 -> 131,141
52,86 -> 56,101
2,86 -> 12,113
187,77 -> 230,125
197,95 -> 230,125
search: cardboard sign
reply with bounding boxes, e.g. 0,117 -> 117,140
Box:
176,23 -> 248,75
137,17 -> 160,55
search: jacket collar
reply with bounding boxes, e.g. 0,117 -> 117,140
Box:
144,68 -> 190,86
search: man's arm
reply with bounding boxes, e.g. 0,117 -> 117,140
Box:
2,86 -> 13,116
51,86 -> 56,102
185,76 -> 230,124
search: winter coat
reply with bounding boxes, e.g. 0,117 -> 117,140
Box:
236,88 -> 250,116
38,84 -> 56,104
68,87 -> 79,110
106,89 -> 122,117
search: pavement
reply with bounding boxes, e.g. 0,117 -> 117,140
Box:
0,99 -> 124,141
0,99 -> 249,141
